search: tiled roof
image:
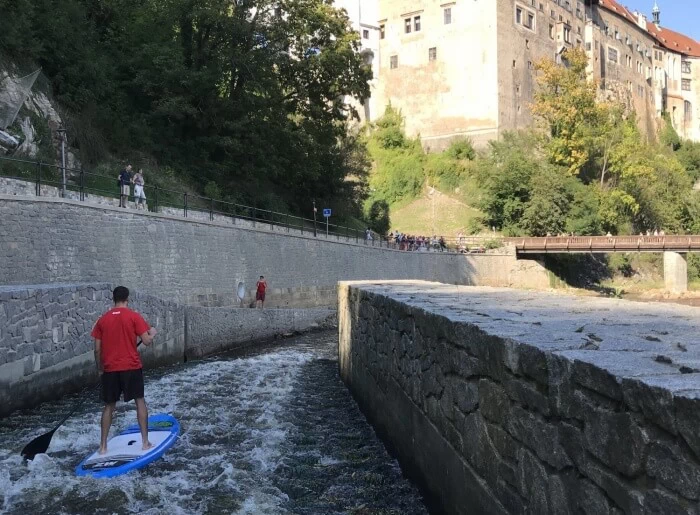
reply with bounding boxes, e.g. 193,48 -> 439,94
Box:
646,23 -> 700,58
598,0 -> 637,23
599,0 -> 700,58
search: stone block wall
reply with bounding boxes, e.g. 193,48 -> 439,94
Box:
185,306 -> 336,358
0,177 -> 383,247
339,281 -> 700,514
0,195 -> 550,308
0,281 -> 333,416
0,283 -> 185,417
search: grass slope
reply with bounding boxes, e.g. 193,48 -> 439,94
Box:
389,187 -> 482,237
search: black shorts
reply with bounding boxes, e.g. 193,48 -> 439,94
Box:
101,369 -> 145,403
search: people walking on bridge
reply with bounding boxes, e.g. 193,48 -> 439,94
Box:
256,276 -> 268,308
118,164 -> 133,208
91,286 -> 157,454
133,168 -> 146,210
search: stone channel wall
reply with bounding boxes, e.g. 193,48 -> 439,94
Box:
0,283 -> 185,417
185,306 -> 336,358
339,281 -> 700,515
0,195 -> 550,308
0,282 -> 333,417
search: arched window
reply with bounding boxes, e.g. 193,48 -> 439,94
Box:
685,101 -> 693,123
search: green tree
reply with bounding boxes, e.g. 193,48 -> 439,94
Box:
531,48 -> 605,176
4,0 -> 373,217
659,113 -> 681,151
367,106 -> 425,203
677,140 -> 700,182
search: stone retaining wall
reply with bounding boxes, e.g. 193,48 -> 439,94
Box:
0,282 -> 337,416
0,283 -> 185,417
185,306 -> 336,358
0,176 -> 380,246
339,281 -> 700,514
0,195 -> 551,308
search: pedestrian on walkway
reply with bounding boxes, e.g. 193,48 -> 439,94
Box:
118,165 -> 133,208
91,286 -> 157,454
133,168 -> 146,210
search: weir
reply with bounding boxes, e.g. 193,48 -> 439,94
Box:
339,280 -> 700,514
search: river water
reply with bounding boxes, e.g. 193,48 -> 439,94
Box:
0,331 -> 428,514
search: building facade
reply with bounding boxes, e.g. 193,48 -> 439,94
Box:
347,0 -> 700,148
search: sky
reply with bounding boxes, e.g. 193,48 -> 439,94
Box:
617,1 -> 700,41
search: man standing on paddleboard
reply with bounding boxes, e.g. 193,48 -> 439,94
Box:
91,286 -> 157,454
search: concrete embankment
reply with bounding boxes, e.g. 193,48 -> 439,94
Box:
339,280 -> 700,514
0,283 -> 334,417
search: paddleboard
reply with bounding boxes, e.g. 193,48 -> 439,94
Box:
75,413 -> 179,478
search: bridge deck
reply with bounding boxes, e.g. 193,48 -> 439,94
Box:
506,235 -> 700,254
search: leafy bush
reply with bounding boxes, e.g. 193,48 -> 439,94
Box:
445,138 -> 476,161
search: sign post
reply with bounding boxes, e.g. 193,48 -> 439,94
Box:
323,208 -> 331,237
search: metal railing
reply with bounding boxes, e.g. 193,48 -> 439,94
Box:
509,235 -> 700,253
0,155 -> 407,247
0,156 -> 520,254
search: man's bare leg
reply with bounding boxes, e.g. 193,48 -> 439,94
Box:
135,397 -> 153,450
100,403 -> 116,454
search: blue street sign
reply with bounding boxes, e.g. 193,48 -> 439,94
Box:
323,208 -> 331,217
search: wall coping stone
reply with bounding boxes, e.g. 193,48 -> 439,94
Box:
339,280 -> 700,513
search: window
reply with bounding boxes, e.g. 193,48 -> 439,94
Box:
380,24 -> 385,39
549,24 -> 554,39
526,12 -> 534,29
586,42 -> 592,51
390,55 -> 398,69
526,39 -> 530,49
682,60 -> 691,74
404,18 -> 411,33
444,7 -> 452,24
608,47 -> 618,63
429,47 -> 437,61
516,6 -> 535,30
539,3 -> 544,12
362,29 -> 369,39
563,26 -> 571,44
551,9 -> 555,18
682,79 -> 691,91
528,60 -> 533,69
414,16 -> 421,32
685,101 -> 693,123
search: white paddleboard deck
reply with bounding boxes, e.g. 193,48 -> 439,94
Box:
76,414 -> 179,478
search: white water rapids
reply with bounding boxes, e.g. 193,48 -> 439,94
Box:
0,332 -> 427,514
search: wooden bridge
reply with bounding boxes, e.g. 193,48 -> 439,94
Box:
505,235 -> 700,254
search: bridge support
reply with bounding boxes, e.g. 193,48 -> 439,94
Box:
663,251 -> 688,293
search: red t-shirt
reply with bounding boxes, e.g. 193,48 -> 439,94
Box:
257,281 -> 267,294
91,307 -> 149,372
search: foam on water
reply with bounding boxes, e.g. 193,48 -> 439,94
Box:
0,332 -> 427,514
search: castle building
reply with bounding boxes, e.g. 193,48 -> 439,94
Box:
349,0 -> 700,148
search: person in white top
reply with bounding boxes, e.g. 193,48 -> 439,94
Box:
133,169 -> 146,210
